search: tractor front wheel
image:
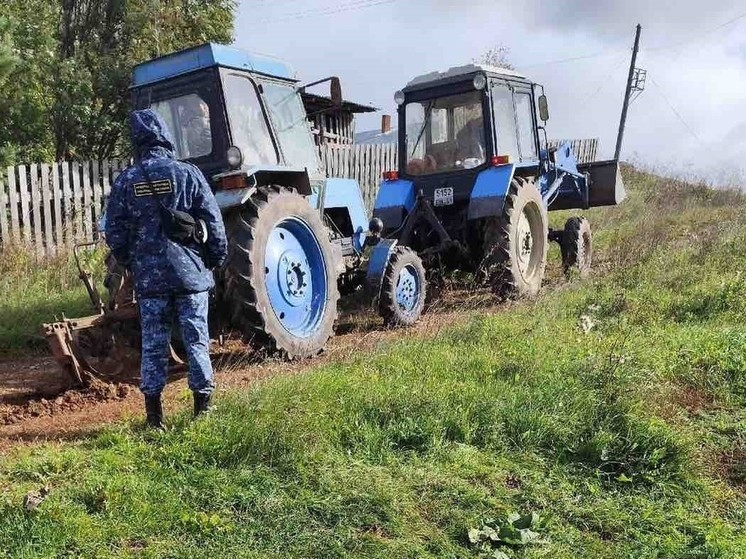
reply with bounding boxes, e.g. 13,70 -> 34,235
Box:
378,247 -> 427,327
561,217 -> 592,277
483,178 -> 548,298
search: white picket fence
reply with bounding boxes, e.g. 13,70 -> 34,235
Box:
0,139 -> 598,256
0,160 -> 131,256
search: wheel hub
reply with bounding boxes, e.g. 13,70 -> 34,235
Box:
264,219 -> 327,338
516,209 -> 534,274
395,265 -> 419,313
279,253 -> 310,305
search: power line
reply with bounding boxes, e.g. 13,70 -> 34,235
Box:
645,11 -> 746,52
521,48 -> 626,69
648,76 -> 708,150
255,0 -> 399,23
578,53 -> 628,106
523,12 -> 746,69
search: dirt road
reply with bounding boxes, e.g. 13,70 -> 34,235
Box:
0,291 -> 499,453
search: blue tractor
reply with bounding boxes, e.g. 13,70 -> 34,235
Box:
44,44 -> 427,385
373,64 -> 626,297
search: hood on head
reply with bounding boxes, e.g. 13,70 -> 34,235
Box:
130,109 -> 175,159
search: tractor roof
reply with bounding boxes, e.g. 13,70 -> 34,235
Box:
405,63 -> 529,91
131,43 -> 297,88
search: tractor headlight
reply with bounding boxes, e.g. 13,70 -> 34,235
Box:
473,73 -> 487,90
394,90 -> 405,106
227,146 -> 243,169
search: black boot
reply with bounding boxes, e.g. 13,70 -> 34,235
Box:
193,392 -> 212,417
144,394 -> 165,430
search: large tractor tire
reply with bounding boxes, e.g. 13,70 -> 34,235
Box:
223,186 -> 340,358
561,217 -> 592,277
482,178 -> 548,298
378,246 -> 427,327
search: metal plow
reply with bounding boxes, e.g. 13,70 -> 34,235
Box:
43,242 -> 182,388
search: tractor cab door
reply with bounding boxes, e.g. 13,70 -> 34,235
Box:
488,81 -> 539,165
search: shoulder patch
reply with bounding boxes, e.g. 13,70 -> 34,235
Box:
133,179 -> 173,197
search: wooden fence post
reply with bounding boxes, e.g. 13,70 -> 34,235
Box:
29,163 -> 44,257
40,163 -> 54,256
52,163 -> 63,250
7,166 -> 19,242
18,164 -> 30,244
0,168 -> 8,247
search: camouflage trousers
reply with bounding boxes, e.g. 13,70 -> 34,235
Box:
138,292 -> 214,397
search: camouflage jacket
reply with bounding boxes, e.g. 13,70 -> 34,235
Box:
105,109 -> 228,298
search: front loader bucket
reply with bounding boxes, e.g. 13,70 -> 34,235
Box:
578,159 -> 627,208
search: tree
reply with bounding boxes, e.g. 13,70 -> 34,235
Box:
0,17 -> 17,80
0,0 -> 237,166
475,45 -> 515,70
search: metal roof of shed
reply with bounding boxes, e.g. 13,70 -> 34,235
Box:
131,43 -> 297,87
301,92 -> 377,114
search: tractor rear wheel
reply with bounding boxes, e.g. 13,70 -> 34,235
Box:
378,246 -> 427,327
561,217 -> 592,277
482,178 -> 548,298
223,186 -> 340,358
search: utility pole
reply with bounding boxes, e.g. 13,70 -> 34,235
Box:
615,24 -> 644,161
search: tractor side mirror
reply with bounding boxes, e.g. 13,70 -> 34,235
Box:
538,95 -> 550,122
330,77 -> 343,107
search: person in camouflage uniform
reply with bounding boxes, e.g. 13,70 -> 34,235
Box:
105,109 -> 227,429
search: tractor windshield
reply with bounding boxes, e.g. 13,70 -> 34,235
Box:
222,73 -> 279,166
260,80 -> 321,174
404,91 -> 485,176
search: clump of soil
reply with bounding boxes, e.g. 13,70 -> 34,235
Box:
0,380 -> 132,425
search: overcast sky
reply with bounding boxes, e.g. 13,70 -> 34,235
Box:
234,0 -> 746,185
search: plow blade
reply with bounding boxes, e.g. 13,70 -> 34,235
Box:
43,306 -> 140,388
43,305 -> 186,388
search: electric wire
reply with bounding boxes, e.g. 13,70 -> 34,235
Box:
648,76 -> 709,150
577,53 -> 628,107
521,48 -> 626,69
254,0 -> 399,23
644,11 -> 746,52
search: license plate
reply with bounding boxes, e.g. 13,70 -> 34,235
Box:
434,187 -> 453,206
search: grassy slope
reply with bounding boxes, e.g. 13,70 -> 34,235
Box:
2,167 -> 746,558
0,247 -> 103,357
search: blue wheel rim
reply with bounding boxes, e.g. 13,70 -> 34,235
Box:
264,217 -> 327,338
395,264 -> 420,314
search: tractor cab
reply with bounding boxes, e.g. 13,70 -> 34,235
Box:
130,43 -> 368,254
400,64 -> 542,179
131,44 -> 324,188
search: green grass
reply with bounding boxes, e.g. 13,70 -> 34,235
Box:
0,245 -> 104,357
1,167 -> 746,557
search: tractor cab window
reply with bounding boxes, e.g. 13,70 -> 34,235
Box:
405,91 -> 485,176
260,81 -> 320,174
515,92 -> 538,161
490,84 -> 519,162
222,73 -> 278,166
151,93 -> 214,160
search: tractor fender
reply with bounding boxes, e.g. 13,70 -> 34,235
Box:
372,179 -> 416,231
365,239 -> 398,301
310,177 -> 369,253
213,166 -> 312,210
467,163 -> 516,220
